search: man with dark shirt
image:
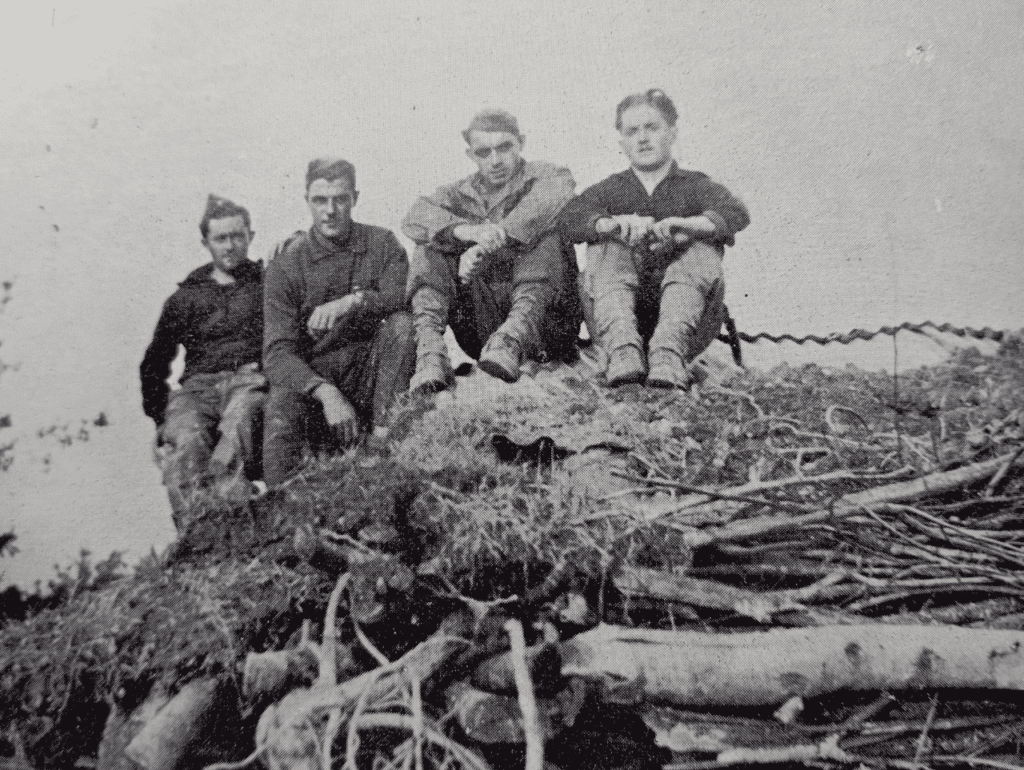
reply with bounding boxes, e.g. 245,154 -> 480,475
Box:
262,157 -> 415,486
140,194 -> 265,527
561,89 -> 750,388
402,109 -> 580,390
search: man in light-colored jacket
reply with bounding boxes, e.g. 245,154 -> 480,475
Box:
402,109 -> 581,390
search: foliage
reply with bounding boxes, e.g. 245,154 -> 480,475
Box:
1,338 -> 1023,768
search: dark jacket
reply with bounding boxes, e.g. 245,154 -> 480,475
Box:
140,260 -> 263,425
263,224 -> 409,394
560,162 -> 750,248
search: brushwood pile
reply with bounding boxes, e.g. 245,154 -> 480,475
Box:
3,336 -> 1024,770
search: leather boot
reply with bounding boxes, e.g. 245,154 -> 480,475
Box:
479,281 -> 553,383
607,345 -> 647,387
410,286 -> 453,394
594,287 -> 646,385
646,347 -> 691,389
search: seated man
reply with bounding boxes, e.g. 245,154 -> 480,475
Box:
561,89 -> 750,388
402,108 -> 581,390
262,158 -> 415,487
140,194 -> 266,528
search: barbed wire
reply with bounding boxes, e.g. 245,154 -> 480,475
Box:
731,320 -> 1004,347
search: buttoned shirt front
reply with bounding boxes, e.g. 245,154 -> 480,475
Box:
263,223 -> 409,394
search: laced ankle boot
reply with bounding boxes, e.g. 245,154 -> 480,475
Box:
479,281 -> 552,382
410,286 -> 453,394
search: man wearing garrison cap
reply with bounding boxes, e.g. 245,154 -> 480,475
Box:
140,194 -> 266,528
262,157 -> 415,486
402,108 -> 581,390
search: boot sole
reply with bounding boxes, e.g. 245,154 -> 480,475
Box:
478,358 -> 520,383
411,379 -> 449,396
608,370 -> 646,387
646,372 -> 690,390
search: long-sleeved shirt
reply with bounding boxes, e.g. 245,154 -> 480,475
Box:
140,259 -> 263,425
560,162 -> 750,248
402,159 -> 575,250
263,223 -> 409,394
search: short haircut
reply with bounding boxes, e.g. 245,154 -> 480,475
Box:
462,108 -> 523,143
199,194 -> 251,238
614,88 -> 679,131
306,157 -> 357,191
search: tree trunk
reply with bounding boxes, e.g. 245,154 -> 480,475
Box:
446,681 -> 559,744
124,679 -> 220,770
561,623 -> 1024,707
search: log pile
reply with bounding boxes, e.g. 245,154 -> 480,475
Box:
5,341 -> 1024,770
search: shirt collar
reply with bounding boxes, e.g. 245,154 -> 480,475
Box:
309,222 -> 367,261
457,157 -> 531,205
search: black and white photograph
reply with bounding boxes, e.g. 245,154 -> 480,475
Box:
2,2 -> 1024,770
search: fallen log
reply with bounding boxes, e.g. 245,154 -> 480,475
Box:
446,681 -> 558,744
612,566 -> 850,622
560,623 -> 1024,707
472,643 -> 562,695
97,687 -> 171,770
681,450 -> 1024,549
642,707 -> 819,755
125,679 -> 220,770
243,648 -> 320,702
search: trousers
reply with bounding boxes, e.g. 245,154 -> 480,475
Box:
263,312 -> 415,486
407,232 -> 581,361
585,239 -> 726,362
157,366 -> 266,529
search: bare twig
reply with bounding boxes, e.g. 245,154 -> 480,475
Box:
505,618 -> 544,770
985,446 -> 1024,498
913,694 -> 940,767
321,572 -> 350,685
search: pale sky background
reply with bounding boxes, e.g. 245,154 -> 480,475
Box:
1,0 -> 1022,588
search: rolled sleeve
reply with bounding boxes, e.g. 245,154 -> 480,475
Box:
401,186 -> 468,245
694,180 -> 750,247
559,187 -> 612,245
500,165 -> 577,247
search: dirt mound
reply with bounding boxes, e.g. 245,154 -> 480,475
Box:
2,338 -> 1024,770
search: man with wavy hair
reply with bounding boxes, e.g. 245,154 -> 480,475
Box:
262,158 -> 415,486
402,108 -> 581,390
561,89 -> 750,389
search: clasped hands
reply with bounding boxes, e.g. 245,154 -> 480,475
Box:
454,223 -> 507,281
596,215 -> 714,251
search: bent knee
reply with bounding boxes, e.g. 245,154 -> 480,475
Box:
382,311 -> 414,341
665,241 -> 724,291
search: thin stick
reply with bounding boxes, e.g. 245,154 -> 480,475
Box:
913,694 -> 940,767
353,714 -> 493,770
411,676 -> 424,770
985,446 -> 1024,498
612,471 -> 815,513
321,573 -> 350,685
324,707 -> 343,770
352,613 -> 391,667
505,619 -> 544,770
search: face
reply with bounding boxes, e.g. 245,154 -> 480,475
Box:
203,215 -> 252,274
466,130 -> 523,189
306,177 -> 358,239
618,104 -> 677,172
